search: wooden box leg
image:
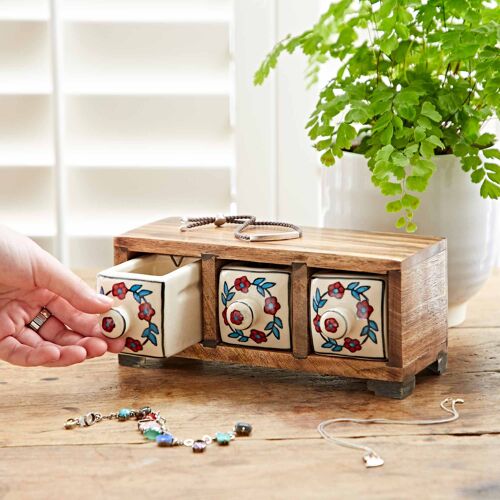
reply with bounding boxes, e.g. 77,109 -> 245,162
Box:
201,253 -> 221,348
366,376 -> 416,399
426,351 -> 448,375
291,262 -> 310,359
118,353 -> 170,369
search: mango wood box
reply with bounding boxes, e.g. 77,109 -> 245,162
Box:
103,217 -> 448,399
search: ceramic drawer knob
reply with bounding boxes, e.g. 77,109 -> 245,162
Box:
97,255 -> 202,358
226,299 -> 259,331
100,307 -> 129,339
318,308 -> 355,340
219,265 -> 291,350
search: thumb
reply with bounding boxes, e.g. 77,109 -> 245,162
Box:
32,247 -> 113,314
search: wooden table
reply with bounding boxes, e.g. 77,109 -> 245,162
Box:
1,270 -> 499,499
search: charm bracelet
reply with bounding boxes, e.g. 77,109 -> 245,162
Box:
65,406 -> 252,453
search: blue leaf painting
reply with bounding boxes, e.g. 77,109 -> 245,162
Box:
221,293 -> 227,306
264,322 -> 274,331
318,299 -> 327,308
141,329 -> 158,346
133,292 -> 142,303
139,290 -> 152,297
347,282 -> 359,290
368,331 -> 377,343
253,278 -> 265,285
315,288 -> 321,303
322,341 -> 334,348
149,323 -> 159,334
272,327 -> 280,339
257,286 -> 265,297
239,336 -> 249,342
332,345 -> 343,352
224,282 -> 229,295
228,332 -> 240,338
351,290 -> 361,300
369,320 -> 379,331
226,292 -> 235,301
274,317 -> 283,328
360,325 -> 370,336
262,282 -> 276,289
130,284 -> 142,292
356,286 -> 370,294
313,299 -> 319,313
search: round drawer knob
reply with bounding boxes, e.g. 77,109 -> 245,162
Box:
319,308 -> 355,340
99,307 -> 129,339
226,299 -> 259,330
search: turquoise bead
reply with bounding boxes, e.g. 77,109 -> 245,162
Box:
215,432 -> 232,445
117,408 -> 132,421
144,427 -> 162,440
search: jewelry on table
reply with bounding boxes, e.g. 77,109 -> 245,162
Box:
26,307 -> 52,332
64,406 -> 252,453
180,214 -> 302,242
318,397 -> 464,468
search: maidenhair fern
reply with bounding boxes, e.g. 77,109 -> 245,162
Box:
255,0 -> 499,232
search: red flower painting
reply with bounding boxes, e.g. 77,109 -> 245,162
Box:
138,302 -> 155,321
264,296 -> 281,315
328,282 -> 345,299
125,337 -> 143,352
234,276 -> 251,293
112,282 -> 128,300
356,300 -> 374,319
250,330 -> 267,344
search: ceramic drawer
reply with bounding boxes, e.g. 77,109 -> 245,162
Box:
310,273 -> 387,359
218,264 -> 291,349
97,255 -> 202,358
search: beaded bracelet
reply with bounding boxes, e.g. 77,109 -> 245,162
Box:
64,406 -> 252,453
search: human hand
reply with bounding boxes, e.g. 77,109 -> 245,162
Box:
0,225 -> 125,366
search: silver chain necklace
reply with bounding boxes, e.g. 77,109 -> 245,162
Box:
318,397 -> 464,468
180,214 -> 302,242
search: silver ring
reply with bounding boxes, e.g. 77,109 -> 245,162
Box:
27,307 -> 52,332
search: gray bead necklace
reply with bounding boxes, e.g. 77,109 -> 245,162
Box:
180,214 -> 302,241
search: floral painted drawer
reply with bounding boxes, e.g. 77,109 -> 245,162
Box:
219,264 -> 291,349
310,273 -> 387,359
97,255 -> 202,358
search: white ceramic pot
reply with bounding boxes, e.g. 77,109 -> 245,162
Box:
322,152 -> 499,326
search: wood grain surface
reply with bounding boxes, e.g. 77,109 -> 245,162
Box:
0,269 -> 498,499
115,217 -> 445,272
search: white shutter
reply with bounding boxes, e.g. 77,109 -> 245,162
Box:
0,0 -> 234,268
0,0 -> 326,269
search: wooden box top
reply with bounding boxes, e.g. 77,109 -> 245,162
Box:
115,217 -> 446,273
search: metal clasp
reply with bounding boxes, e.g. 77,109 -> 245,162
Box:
64,412 -> 101,429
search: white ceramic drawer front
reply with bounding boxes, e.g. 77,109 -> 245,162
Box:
219,264 -> 291,349
97,255 -> 202,358
310,273 -> 387,359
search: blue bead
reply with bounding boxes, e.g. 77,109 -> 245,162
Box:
156,433 -> 175,447
117,408 -> 132,420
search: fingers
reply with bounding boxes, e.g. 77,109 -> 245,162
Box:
31,246 -> 113,314
30,316 -> 109,359
45,296 -> 126,353
0,336 -> 60,367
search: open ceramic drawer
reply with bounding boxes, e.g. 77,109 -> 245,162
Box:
97,255 -> 202,358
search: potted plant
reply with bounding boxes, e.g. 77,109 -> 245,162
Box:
255,0 -> 499,325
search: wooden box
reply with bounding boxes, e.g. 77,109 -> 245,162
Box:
107,217 -> 448,399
